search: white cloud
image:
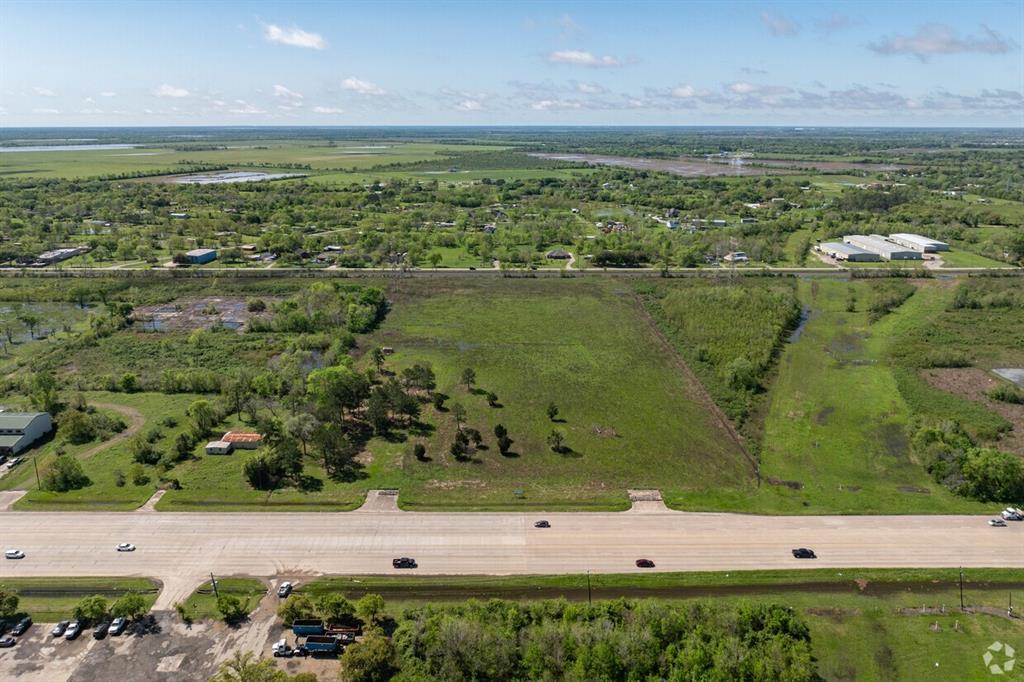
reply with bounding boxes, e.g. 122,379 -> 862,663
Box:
79,108 -> 103,114
153,83 -> 190,98
272,84 -> 304,107
312,105 -> 345,114
341,77 -> 386,95
229,99 -> 265,114
263,23 -> 326,50
211,100 -> 226,107
32,86 -> 56,97
100,91 -> 117,97
671,85 -> 697,98
531,99 -> 582,110
454,99 -> 483,111
575,82 -> 606,94
32,108 -> 60,114
729,81 -> 757,94
760,11 -> 800,37
83,97 -> 95,104
547,50 -> 621,68
816,12 -> 853,33
869,24 -> 1016,60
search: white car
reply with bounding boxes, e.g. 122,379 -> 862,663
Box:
989,518 -> 1007,527
116,543 -> 136,552
1001,509 -> 1023,521
5,549 -> 25,560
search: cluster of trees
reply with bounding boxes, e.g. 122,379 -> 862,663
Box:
915,423 -> 1024,502
336,598 -> 814,682
71,592 -> 150,626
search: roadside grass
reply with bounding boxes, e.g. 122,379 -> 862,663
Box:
367,277 -> 751,510
302,568 -> 1024,682
753,279 -> 990,514
0,577 -> 159,622
422,246 -> 492,269
940,250 -> 1014,268
178,577 -> 265,622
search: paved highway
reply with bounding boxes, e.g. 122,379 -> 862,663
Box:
1,507 -> 1020,608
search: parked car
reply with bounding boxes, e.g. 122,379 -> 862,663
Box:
277,582 -> 293,598
109,618 -> 127,636
533,520 -> 551,528
635,559 -> 655,568
116,543 -> 136,552
6,457 -> 23,468
792,548 -> 817,559
11,617 -> 31,636
64,621 -> 82,640
392,557 -> 417,569
4,549 -> 24,560
1001,508 -> 1023,521
51,621 -> 69,637
0,636 -> 15,648
990,518 -> 1008,527
93,622 -> 110,639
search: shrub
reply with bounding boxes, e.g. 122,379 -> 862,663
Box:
42,455 -> 90,492
989,384 -> 1024,405
216,594 -> 248,623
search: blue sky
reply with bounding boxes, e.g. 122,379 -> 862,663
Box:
1,0 -> 1022,126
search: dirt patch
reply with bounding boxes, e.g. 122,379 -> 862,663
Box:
827,332 -> 862,355
815,406 -> 835,425
80,403 -> 145,460
134,297 -> 272,333
766,477 -> 804,490
876,423 -> 910,460
805,607 -> 861,620
897,485 -> 931,494
591,425 -> 619,438
921,367 -> 1024,454
425,479 -> 486,490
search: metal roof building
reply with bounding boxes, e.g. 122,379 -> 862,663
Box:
0,412 -> 52,454
843,235 -> 922,260
818,242 -> 880,262
887,233 -> 950,253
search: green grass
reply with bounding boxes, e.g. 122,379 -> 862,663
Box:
0,577 -> 159,622
300,568 -> 1024,682
423,246 -> 492,268
178,577 -> 265,622
752,280 -> 991,514
940,250 -> 1013,268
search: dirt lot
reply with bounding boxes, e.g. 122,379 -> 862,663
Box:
0,580 -> 339,682
920,367 -> 1024,454
133,297 -> 271,333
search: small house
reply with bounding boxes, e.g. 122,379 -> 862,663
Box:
205,440 -> 232,455
186,248 -> 217,265
0,412 -> 52,455
221,432 -> 264,450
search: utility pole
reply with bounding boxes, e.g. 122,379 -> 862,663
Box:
210,572 -> 220,599
32,457 -> 40,489
587,570 -> 592,606
959,567 -> 964,611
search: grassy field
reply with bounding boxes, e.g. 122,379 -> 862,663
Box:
750,280 -> 993,514
0,577 -> 159,622
178,577 -> 265,622
300,568 -> 1024,682
0,141 -> 512,179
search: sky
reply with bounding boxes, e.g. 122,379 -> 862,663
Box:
1,0 -> 1022,127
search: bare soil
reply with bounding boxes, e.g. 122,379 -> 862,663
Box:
920,368 -> 1024,454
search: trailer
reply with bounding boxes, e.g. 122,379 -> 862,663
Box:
292,619 -> 325,636
302,635 -> 341,654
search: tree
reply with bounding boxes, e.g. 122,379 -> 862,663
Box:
244,455 -> 283,491
317,593 -> 356,625
460,367 -> 476,392
486,391 -> 498,407
217,594 -> 249,623
547,430 -> 565,453
413,443 -> 426,460
497,435 -> 513,456
366,389 -> 391,435
30,371 -> 60,414
18,312 -> 40,339
119,372 -> 138,393
210,651 -> 288,682
338,631 -> 398,682
110,592 -> 148,620
428,252 -> 443,269
493,424 -> 507,440
451,402 -> 466,428
174,431 -> 195,460
187,399 -> 216,438
42,454 -> 90,492
68,284 -> 92,309
402,363 -> 436,392
277,594 -> 317,627
546,402 -> 559,421
450,430 -> 469,459
432,392 -> 446,411
370,347 -> 386,373
73,595 -> 109,625
307,366 -> 370,420
286,413 -> 319,457
355,594 -> 386,627
0,590 -> 18,619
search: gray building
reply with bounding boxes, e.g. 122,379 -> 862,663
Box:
0,412 -> 52,455
843,235 -> 922,261
817,242 -> 880,262
888,233 -> 950,253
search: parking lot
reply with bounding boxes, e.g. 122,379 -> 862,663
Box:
0,583 -> 337,681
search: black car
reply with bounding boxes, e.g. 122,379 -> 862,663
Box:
51,621 -> 69,637
635,559 -> 655,568
93,622 -> 110,639
392,557 -> 417,569
533,520 -> 551,528
11,617 -> 31,636
791,548 -> 817,559
0,636 -> 15,648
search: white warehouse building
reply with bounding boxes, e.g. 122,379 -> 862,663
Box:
843,235 -> 922,261
817,242 -> 880,262
0,412 -> 52,455
887,233 -> 950,253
